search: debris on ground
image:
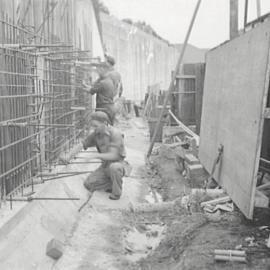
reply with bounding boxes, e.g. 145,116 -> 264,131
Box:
126,138 -> 270,270
214,249 -> 247,263
123,223 -> 166,262
267,235 -> 270,248
34,119 -> 270,270
46,239 -> 64,260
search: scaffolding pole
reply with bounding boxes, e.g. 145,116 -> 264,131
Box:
147,0 -> 202,157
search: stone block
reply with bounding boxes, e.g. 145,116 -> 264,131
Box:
184,153 -> 200,165
46,238 -> 64,260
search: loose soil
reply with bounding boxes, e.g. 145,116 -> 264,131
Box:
124,143 -> 270,270
56,118 -> 270,270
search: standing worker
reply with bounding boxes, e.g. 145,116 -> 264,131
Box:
83,63 -> 116,125
82,111 -> 128,200
104,55 -> 123,98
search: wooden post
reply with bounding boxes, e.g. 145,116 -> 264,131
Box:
230,0 -> 238,39
256,0 -> 261,18
146,0 -> 202,157
244,0 -> 249,28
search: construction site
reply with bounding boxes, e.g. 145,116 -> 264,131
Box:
0,0 -> 270,269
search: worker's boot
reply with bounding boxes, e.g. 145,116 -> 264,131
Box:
108,162 -> 124,200
109,194 -> 120,200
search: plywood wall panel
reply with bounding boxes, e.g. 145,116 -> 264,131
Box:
199,20 -> 270,219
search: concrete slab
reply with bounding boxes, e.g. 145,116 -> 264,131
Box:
90,179 -> 143,211
54,209 -> 122,270
53,120 -> 150,270
0,180 -> 82,269
0,118 -> 150,270
0,152 -> 99,270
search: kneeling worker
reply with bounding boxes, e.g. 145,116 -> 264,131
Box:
82,111 -> 126,200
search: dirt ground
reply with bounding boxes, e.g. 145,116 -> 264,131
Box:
55,118 -> 270,270
124,142 -> 270,270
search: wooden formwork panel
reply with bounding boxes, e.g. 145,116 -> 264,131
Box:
175,63 -> 205,132
199,20 -> 270,219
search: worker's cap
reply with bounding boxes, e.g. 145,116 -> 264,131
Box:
90,111 -> 110,123
95,125 -> 111,136
105,55 -> 115,66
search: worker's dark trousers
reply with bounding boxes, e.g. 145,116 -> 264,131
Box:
96,103 -> 116,125
84,162 -> 125,197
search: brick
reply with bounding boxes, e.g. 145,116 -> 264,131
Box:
188,164 -> 204,172
186,164 -> 204,179
184,153 -> 200,165
189,137 -> 198,156
46,238 -> 64,260
162,126 -> 185,143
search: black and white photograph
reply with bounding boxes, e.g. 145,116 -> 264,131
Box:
0,0 -> 270,269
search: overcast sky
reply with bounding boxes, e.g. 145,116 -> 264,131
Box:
102,0 -> 270,49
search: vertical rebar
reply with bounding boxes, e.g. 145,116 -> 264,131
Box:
10,195 -> 12,210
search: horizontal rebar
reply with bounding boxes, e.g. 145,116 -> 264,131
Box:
37,50 -> 91,56
49,84 -> 75,88
0,70 -> 36,77
4,122 -> 75,128
0,133 -> 39,151
0,94 -> 55,99
0,154 -> 40,179
37,171 -> 94,177
0,84 -> 33,87
46,56 -> 94,61
0,43 -> 72,49
0,19 -> 47,40
0,113 -> 40,126
7,196 -> 80,202
54,98 -> 78,102
36,67 -> 75,74
0,46 -> 37,56
41,125 -> 82,136
57,161 -> 101,165
29,123 -> 75,127
54,110 -> 80,121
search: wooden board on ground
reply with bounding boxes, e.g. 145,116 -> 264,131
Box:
199,20 -> 270,219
